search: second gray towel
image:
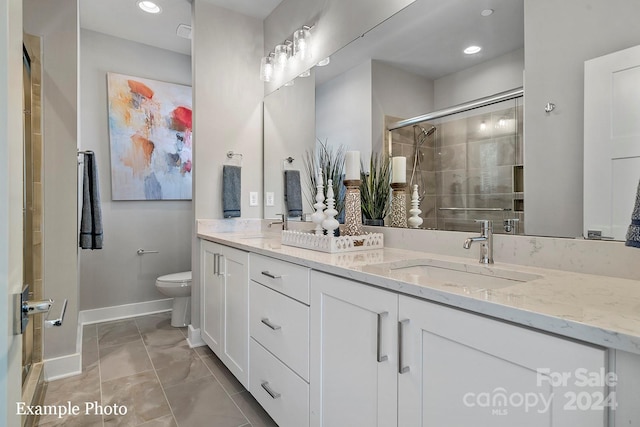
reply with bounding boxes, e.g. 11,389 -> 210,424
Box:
284,170 -> 303,218
223,165 -> 241,218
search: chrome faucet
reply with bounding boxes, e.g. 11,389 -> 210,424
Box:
464,220 -> 494,264
268,213 -> 288,231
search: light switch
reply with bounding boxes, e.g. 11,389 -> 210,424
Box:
266,192 -> 275,207
249,192 -> 259,206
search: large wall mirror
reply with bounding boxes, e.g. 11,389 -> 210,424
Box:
263,0 -> 526,230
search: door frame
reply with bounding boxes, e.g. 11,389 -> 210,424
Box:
1,0 -> 25,425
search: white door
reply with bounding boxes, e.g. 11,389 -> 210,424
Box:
201,241 -> 223,354
310,271 -> 398,427
219,245 -> 249,388
584,44 -> 640,240
398,295 -> 607,427
1,0 -> 24,425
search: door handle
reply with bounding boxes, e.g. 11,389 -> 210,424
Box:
261,271 -> 282,279
261,381 -> 281,399
261,318 -> 282,331
45,299 -> 68,328
398,319 -> 410,374
377,311 -> 389,362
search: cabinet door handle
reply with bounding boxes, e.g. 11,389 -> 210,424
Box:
377,311 -> 389,362
216,253 -> 224,276
261,381 -> 281,399
213,253 -> 219,275
398,319 -> 410,374
261,271 -> 282,279
261,318 -> 282,331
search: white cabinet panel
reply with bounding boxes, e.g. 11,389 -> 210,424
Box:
310,271 -> 397,427
399,295 -> 607,427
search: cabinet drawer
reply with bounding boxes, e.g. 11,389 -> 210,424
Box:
250,338 -> 309,427
250,281 -> 309,381
250,253 -> 310,304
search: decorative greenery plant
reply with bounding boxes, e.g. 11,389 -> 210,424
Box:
360,152 -> 391,222
303,140 -> 346,218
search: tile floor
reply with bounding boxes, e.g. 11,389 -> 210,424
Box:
36,312 -> 278,427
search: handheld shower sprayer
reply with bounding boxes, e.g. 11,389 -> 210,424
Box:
410,124 -> 437,202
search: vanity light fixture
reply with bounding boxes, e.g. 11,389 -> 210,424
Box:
260,24 -> 314,82
260,54 -> 275,82
317,57 -> 331,67
137,0 -> 162,14
293,26 -> 312,60
464,45 -> 482,55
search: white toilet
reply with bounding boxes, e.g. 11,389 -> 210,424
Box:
155,271 -> 192,327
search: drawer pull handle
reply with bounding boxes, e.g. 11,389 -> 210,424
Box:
261,318 -> 282,331
398,319 -> 410,374
261,381 -> 281,399
261,271 -> 282,279
377,311 -> 389,363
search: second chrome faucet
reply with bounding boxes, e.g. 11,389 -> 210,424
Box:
464,220 -> 494,264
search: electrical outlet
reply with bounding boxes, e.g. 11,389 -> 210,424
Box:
249,192 -> 258,206
266,192 -> 275,207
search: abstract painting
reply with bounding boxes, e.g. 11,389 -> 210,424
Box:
107,72 -> 192,200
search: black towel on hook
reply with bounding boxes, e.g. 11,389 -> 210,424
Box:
284,170 -> 303,217
79,151 -> 103,249
223,165 -> 241,218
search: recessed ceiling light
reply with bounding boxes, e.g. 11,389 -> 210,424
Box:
464,45 -> 482,55
481,9 -> 494,17
138,1 -> 162,14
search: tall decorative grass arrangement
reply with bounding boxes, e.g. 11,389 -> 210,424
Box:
303,140 -> 346,218
360,152 -> 391,223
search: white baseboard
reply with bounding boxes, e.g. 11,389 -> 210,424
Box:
43,353 -> 82,381
187,325 -> 206,348
78,298 -> 173,325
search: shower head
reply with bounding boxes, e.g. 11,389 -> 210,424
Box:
421,125 -> 436,137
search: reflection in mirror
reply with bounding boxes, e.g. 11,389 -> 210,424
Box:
388,94 -> 524,234
263,0 -> 526,229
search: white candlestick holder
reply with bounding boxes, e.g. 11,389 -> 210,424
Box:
311,172 -> 326,235
408,184 -> 423,229
322,179 -> 340,235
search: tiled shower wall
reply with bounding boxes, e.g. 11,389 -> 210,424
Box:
388,98 -> 524,234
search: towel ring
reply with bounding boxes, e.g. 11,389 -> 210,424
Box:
227,151 -> 243,159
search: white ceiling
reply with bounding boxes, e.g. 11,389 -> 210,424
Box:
80,0 -> 524,83
80,0 -> 283,55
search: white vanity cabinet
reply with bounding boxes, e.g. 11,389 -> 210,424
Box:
398,295 -> 608,427
310,271 -> 398,427
248,253 -> 311,427
200,240 -> 249,388
310,271 -> 608,427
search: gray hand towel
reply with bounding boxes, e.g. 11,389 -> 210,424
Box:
79,151 -> 103,250
625,178 -> 640,248
284,170 -> 303,218
223,165 -> 241,218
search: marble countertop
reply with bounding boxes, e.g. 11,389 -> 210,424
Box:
198,229 -> 640,355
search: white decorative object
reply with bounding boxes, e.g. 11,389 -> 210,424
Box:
408,184 -> 423,229
345,151 -> 360,180
311,170 -> 326,235
282,230 -> 384,253
391,156 -> 406,183
322,179 -> 339,235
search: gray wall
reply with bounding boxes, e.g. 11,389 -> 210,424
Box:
524,0 -> 640,237
434,48 -> 524,109
23,0 -> 78,361
78,30 -> 192,311
192,1 -> 264,329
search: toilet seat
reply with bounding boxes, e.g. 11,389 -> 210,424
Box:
156,271 -> 191,286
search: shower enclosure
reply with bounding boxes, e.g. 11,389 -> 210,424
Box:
388,89 -> 524,234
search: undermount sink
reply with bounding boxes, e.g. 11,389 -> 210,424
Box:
365,259 -> 542,291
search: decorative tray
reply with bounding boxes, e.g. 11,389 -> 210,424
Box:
281,230 -> 384,253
